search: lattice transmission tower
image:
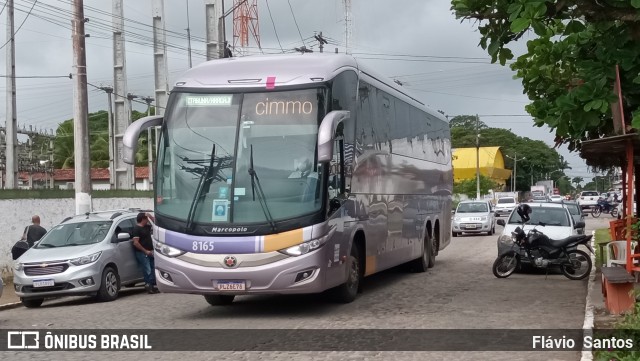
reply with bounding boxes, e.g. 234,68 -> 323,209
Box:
343,0 -> 352,54
232,0 -> 261,56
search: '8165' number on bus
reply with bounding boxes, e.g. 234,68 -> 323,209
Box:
192,241 -> 215,252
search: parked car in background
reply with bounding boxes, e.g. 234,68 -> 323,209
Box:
452,200 -> 496,237
531,195 -> 549,203
549,195 -> 564,202
577,190 -> 600,210
496,202 -> 585,262
494,197 -> 518,217
557,200 -> 586,235
13,209 -> 146,308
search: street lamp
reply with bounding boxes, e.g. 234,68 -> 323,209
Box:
505,152 -> 526,192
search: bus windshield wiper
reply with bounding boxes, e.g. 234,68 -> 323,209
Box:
248,144 -> 277,232
186,144 -> 216,231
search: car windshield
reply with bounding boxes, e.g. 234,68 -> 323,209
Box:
457,202 -> 488,213
508,207 -> 570,226
565,204 -> 580,215
497,198 -> 515,204
36,221 -> 112,248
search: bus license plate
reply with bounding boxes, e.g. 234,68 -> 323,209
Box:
217,281 -> 245,291
33,279 -> 55,288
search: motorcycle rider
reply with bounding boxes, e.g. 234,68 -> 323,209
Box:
516,203 -> 532,223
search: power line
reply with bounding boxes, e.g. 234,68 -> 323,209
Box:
0,0 -> 37,51
287,0 -> 306,47
405,87 -> 528,103
353,51 -> 496,61
265,0 -> 284,53
0,74 -> 71,78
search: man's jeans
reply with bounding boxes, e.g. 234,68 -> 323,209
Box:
134,251 -> 156,286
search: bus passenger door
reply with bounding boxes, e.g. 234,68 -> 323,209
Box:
325,136 -> 352,285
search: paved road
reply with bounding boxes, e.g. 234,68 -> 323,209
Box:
1,216 -> 613,361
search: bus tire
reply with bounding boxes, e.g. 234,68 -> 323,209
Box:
409,235 -> 430,273
427,231 -> 436,268
204,295 -> 235,306
330,245 -> 362,303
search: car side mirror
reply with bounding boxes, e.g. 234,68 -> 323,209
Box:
497,219 -> 505,226
116,233 -> 131,242
574,221 -> 585,229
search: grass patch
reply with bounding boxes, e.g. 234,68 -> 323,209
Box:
594,301 -> 640,361
594,228 -> 611,269
0,189 -> 153,199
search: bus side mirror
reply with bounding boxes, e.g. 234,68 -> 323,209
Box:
317,111 -> 350,163
122,115 -> 164,164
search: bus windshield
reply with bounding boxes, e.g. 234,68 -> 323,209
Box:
156,88 -> 326,226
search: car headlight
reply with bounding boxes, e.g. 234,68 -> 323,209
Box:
154,240 -> 185,257
70,251 -> 102,266
14,262 -> 23,271
481,216 -> 488,221
498,234 -> 514,244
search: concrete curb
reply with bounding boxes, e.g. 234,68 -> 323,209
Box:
580,230 -> 597,361
0,301 -> 22,311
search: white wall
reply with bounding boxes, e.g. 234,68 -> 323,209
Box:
0,198 -> 153,280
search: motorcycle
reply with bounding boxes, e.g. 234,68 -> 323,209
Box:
492,222 -> 593,280
591,199 -> 618,218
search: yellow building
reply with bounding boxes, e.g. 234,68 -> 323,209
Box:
452,147 -> 512,188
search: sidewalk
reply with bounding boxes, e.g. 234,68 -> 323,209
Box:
0,279 -> 21,310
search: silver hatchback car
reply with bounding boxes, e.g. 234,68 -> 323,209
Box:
452,200 -> 496,237
13,209 -> 146,308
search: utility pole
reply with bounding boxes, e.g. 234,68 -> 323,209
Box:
126,93 -> 138,190
72,0 -> 92,214
142,96 -> 155,190
5,0 -> 17,189
99,86 -> 115,189
205,0 -> 222,60
475,114 -> 480,200
315,32 -> 328,53
152,0 -> 169,116
185,0 -> 192,68
113,0 -> 133,190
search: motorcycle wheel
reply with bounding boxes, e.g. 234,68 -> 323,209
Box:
561,250 -> 592,280
492,252 -> 518,278
591,206 -> 601,218
611,207 -> 618,218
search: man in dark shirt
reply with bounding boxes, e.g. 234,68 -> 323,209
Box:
21,215 -> 47,248
131,212 -> 159,294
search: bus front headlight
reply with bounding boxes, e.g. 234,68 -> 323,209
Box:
280,239 -> 322,257
154,240 -> 185,257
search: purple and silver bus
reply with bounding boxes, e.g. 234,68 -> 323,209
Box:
123,54 -> 452,305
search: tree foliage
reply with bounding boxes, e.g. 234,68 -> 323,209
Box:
53,110 -> 152,169
454,174 -> 499,199
450,115 -> 569,191
450,0 -> 640,152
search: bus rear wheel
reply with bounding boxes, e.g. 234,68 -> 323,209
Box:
204,295 -> 235,306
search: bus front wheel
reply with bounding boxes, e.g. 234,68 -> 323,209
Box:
330,245 -> 362,303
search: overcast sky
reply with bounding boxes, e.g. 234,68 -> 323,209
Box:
0,0 -> 595,182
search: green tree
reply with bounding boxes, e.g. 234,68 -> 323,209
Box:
451,115 -> 568,191
572,176 -> 584,188
454,174 -> 499,199
450,0 -> 640,154
53,110 -> 152,168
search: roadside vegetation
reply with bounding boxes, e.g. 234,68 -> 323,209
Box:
0,189 -> 153,199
